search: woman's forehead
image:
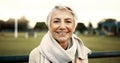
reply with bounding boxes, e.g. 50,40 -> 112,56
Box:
51,9 -> 74,19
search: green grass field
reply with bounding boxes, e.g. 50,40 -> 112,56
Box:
0,32 -> 120,63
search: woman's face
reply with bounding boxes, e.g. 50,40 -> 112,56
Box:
49,9 -> 75,43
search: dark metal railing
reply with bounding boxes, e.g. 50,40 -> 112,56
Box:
0,55 -> 28,62
88,51 -> 120,58
0,51 -> 120,62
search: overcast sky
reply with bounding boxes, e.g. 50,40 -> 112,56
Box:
0,0 -> 120,28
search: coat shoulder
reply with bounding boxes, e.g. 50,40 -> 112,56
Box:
29,47 -> 41,63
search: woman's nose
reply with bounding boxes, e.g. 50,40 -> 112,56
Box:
59,22 -> 66,29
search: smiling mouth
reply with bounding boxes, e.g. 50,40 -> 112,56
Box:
56,31 -> 68,36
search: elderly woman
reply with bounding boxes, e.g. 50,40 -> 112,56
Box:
29,5 -> 91,63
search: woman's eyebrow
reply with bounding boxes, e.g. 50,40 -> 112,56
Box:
52,18 -> 60,20
65,18 -> 73,20
53,18 -> 59,19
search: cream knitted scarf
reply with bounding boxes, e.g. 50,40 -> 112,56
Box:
37,32 -> 90,63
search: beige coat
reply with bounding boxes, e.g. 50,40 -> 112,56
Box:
29,47 -> 90,63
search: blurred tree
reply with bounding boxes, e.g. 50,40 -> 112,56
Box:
75,23 -> 87,34
88,22 -> 93,35
18,16 -> 29,31
34,22 -> 48,32
0,20 -> 5,31
5,18 -> 15,31
2,16 -> 29,32
105,18 -> 116,22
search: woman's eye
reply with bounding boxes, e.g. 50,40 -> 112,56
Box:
65,19 -> 72,24
66,21 -> 72,23
53,20 -> 59,23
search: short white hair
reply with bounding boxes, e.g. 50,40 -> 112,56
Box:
46,5 -> 78,28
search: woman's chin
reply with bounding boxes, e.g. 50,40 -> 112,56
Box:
56,37 -> 69,43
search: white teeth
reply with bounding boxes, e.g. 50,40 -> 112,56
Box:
56,32 -> 67,34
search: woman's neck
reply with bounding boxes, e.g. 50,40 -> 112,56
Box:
59,41 -> 69,50
58,39 -> 71,50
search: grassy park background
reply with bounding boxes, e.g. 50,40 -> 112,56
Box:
0,32 -> 120,63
